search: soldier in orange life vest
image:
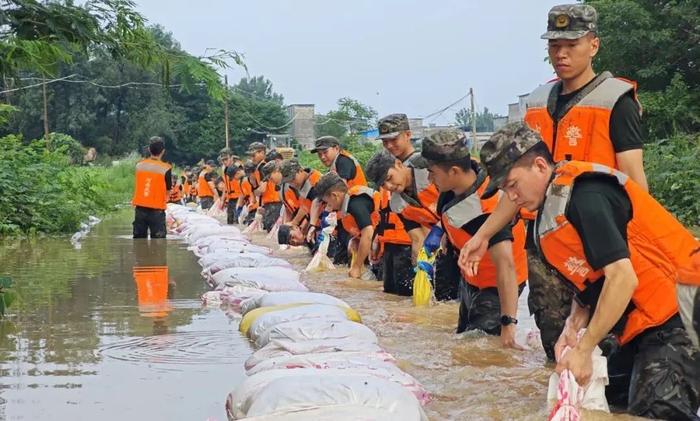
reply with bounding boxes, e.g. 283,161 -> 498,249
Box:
131,136 -> 172,239
279,159 -> 322,227
459,4 -> 649,361
258,155 -> 284,232
315,172 -> 378,279
236,161 -> 259,225
306,136 -> 368,265
168,174 -> 183,204
197,160 -> 219,210
219,148 -> 243,225
419,129 -> 527,348
480,122 -> 699,419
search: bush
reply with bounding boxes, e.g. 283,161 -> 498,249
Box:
48,132 -> 86,165
644,134 -> 700,226
0,134 -> 136,236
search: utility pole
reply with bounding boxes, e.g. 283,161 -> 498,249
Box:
469,88 -> 477,154
42,77 -> 50,146
224,75 -> 230,149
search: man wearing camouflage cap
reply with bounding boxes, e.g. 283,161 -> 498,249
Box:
460,3 -> 649,361
420,129 -> 527,348
279,159 -> 322,227
477,122 -> 699,419
314,172 -> 379,279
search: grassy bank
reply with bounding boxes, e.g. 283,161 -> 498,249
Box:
0,134 -> 137,236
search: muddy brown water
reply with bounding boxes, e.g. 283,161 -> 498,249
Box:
0,209 -> 642,420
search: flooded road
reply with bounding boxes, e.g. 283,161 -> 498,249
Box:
0,208 -> 642,420
0,209 -> 252,421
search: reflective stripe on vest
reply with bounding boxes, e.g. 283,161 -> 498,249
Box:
339,185 -> 380,238
390,167 -> 439,226
440,171 -> 528,289
331,150 -> 367,188
132,158 -> 170,210
525,75 -> 639,168
535,161 -> 698,345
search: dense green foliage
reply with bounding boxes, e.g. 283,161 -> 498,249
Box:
454,107 -> 500,132
0,134 -> 136,235
644,134 -> 700,226
314,98 -> 378,139
586,0 -> 699,139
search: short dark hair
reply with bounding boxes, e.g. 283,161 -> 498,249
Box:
149,136 -> 165,156
428,157 -> 472,173
513,142 -> 554,169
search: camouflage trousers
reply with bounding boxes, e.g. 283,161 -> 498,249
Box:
606,317 -> 700,420
526,250 -> 573,361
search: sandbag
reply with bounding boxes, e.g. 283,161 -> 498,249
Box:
253,318 -> 376,349
211,267 -> 305,292
219,285 -> 268,313
230,405 -> 399,421
201,253 -> 291,277
227,370 -> 428,420
247,349 -> 393,374
245,338 -> 392,371
239,304 -> 361,340
186,225 -> 242,242
240,291 -> 349,316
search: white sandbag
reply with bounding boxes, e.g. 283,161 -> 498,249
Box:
246,304 -> 350,343
199,242 -> 272,257
245,354 -> 431,405
304,223 -> 336,272
201,290 -> 224,307
186,225 -> 242,242
245,339 -> 392,371
227,370 -> 428,421
193,234 -> 248,248
247,350 -> 394,375
254,319 -> 376,349
201,254 -> 291,277
212,267 -> 305,292
240,291 -> 349,316
219,285 -> 268,313
231,405 -> 399,421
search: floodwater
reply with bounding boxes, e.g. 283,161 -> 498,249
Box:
0,209 -> 642,420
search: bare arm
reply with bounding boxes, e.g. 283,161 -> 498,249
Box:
350,225 -> 374,278
616,149 -> 648,192
290,208 -> 308,226
407,226 -> 428,263
488,240 -> 521,349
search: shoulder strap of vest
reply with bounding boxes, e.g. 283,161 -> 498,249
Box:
577,77 -> 636,110
441,162 -> 488,213
550,71 -> 613,122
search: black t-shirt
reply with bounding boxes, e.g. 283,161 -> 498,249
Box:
398,213 -> 422,232
346,195 -> 374,230
164,169 -> 172,190
203,171 -> 214,182
555,78 -> 643,153
335,154 -> 357,182
304,169 -> 318,202
438,191 -> 514,248
565,174 -> 632,270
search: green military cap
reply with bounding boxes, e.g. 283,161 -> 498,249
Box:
480,122 -> 544,197
260,161 -> 279,181
310,136 -> 340,153
280,159 -> 303,183
243,160 -> 257,173
205,159 -> 217,167
265,149 -> 283,162
420,129 -> 470,162
365,150 -> 397,187
542,4 -> 598,40
378,113 -> 410,139
219,147 -> 233,157
247,141 -> 266,153
314,172 -> 345,198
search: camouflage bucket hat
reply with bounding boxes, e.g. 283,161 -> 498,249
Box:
310,136 -> 340,153
480,122 -> 544,198
218,147 -> 233,158
260,161 -> 279,181
314,172 -> 345,198
541,4 -> 598,40
280,159 -> 302,183
247,141 -> 266,153
378,113 -> 410,139
365,150 -> 397,187
420,129 -> 470,163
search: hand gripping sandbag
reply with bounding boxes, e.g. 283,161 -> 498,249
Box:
226,370 -> 428,421
240,291 -> 349,316
211,267 -> 305,292
239,303 -> 361,341
304,223 -> 336,273
245,338 -> 392,371
253,318 -> 376,348
413,249 -> 435,307
243,212 -> 263,234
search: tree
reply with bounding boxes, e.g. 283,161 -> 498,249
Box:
234,76 -> 284,105
586,0 -> 699,138
455,106 -> 498,132
315,97 -> 377,138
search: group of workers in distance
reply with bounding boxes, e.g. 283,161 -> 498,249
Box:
130,3 -> 700,419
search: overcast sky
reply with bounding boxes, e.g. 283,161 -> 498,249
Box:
135,0 -> 563,125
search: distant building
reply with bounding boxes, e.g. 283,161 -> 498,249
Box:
286,104 -> 315,150
493,116 -> 508,131
507,93 -> 530,123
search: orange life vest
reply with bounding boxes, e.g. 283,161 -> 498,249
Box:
262,180 -> 281,205
296,169 -> 322,213
338,185 -> 380,238
331,150 -> 367,188
183,180 -> 192,197
376,188 -> 412,246
197,172 -> 215,198
241,177 -> 258,211
389,166 -> 440,227
168,184 -> 183,203
131,158 -> 171,210
524,72 -> 641,168
535,161 -> 699,345
281,183 -> 300,215
440,167 -> 528,289
225,172 -> 242,201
